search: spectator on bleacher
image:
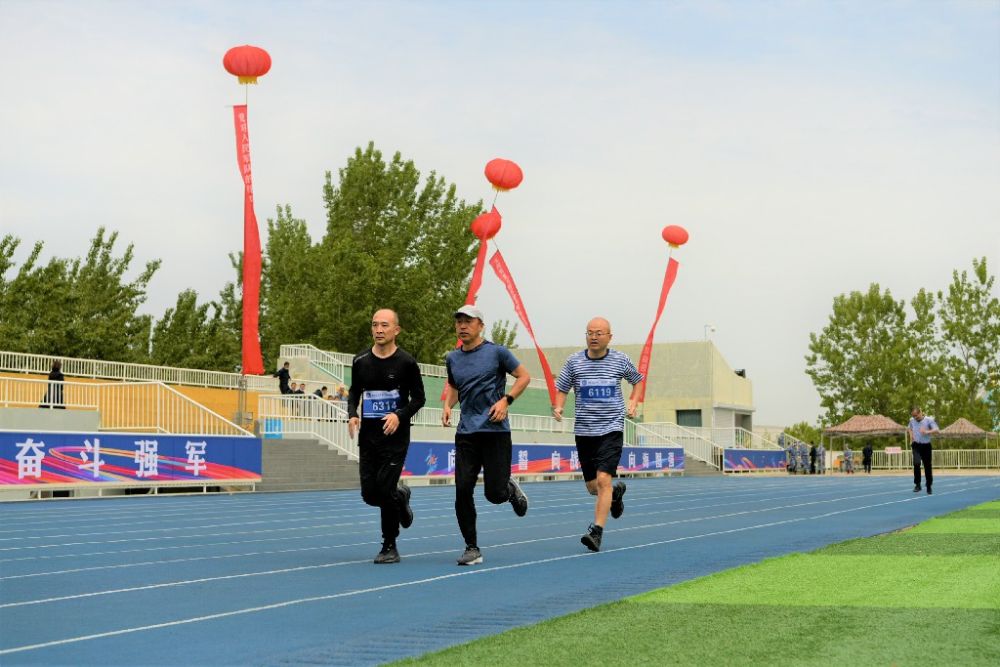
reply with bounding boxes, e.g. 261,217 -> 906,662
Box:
552,316 -> 644,553
348,308 -> 426,565
443,305 -> 530,566
862,441 -> 874,474
817,442 -> 826,474
273,362 -> 291,394
313,386 -> 329,399
293,383 -> 306,395
40,360 -> 65,409
809,442 -> 817,474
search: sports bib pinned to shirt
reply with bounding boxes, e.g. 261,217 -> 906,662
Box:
579,378 -> 616,404
362,389 -> 400,418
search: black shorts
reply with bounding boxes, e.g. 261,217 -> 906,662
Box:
575,431 -> 623,481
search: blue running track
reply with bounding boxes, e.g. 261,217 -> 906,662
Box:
1,474 -> 998,665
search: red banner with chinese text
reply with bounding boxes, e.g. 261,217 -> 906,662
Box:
488,250 -> 557,405
638,257 -> 680,402
232,105 -> 264,375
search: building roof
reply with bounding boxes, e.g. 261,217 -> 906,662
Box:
938,417 -> 997,439
824,414 -> 907,436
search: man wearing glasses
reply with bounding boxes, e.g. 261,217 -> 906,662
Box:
553,317 -> 644,551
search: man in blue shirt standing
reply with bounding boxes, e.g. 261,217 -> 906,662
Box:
908,406 -> 939,494
443,305 -> 531,565
552,317 -> 644,552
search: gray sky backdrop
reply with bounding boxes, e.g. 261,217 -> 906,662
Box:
2,1 -> 998,426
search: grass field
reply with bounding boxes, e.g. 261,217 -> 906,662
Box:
396,500 -> 1000,666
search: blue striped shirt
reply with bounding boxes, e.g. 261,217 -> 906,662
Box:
556,349 -> 644,436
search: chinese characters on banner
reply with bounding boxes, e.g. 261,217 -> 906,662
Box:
1,432 -> 261,485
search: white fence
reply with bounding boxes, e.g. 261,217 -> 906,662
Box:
258,394 -> 356,460
0,376 -> 251,436
279,344 -> 347,383
684,426 -> 782,450
634,422 -> 721,468
870,448 -> 1000,470
0,350 -> 277,392
305,344 -> 552,391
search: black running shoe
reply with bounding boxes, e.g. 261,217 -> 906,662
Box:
508,478 -> 529,517
397,482 -> 413,529
913,484 -> 921,493
927,486 -> 933,495
457,545 -> 483,566
610,481 -> 627,519
581,524 -> 603,552
374,542 -> 400,564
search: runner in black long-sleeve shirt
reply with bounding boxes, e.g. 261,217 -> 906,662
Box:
348,309 -> 426,564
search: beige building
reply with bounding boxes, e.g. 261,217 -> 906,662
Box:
519,341 -> 754,430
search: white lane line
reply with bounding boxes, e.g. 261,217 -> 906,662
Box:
0,479 -> 982,570
0,482 -> 861,549
4,479 -> 993,606
0,484 -> 902,580
2,481 -> 994,656
0,477 -> 834,525
0,482 -> 788,533
0,483 -> 891,562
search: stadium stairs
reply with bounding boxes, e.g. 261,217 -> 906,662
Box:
258,437 -> 359,492
682,457 -> 724,476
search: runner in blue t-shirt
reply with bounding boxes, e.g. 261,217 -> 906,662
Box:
442,305 -> 531,566
553,317 -> 644,552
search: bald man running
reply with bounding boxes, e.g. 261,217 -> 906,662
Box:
553,317 -> 644,552
348,308 -> 426,564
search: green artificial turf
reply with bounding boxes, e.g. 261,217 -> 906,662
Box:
394,502 -> 1000,666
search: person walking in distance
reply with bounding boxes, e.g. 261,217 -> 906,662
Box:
443,305 -> 530,566
348,309 -> 426,564
553,317 -> 644,552
908,406 -> 939,494
273,361 -> 291,395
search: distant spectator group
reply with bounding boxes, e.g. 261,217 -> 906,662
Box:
786,440 -> 825,474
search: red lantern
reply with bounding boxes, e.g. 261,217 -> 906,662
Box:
470,206 -> 502,240
223,45 -> 272,84
661,225 -> 689,248
484,158 -> 523,192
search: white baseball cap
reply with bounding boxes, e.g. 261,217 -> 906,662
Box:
454,305 -> 484,321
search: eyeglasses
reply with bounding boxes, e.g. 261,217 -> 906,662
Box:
586,331 -> 609,337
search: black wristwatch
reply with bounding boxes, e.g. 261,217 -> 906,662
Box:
504,394 -> 515,405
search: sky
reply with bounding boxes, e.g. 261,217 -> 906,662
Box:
1,0 -> 998,427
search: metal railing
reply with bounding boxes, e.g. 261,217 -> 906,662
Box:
0,349 -> 278,392
311,345 -> 551,390
870,448 -> 1000,470
411,406 -> 577,434
279,344 -> 347,382
258,394 -> 355,459
0,376 -> 251,436
705,427 -> 782,450
635,422 -> 721,468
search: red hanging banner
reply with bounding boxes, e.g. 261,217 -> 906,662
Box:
488,250 -> 557,405
638,257 -> 680,402
232,105 -> 264,375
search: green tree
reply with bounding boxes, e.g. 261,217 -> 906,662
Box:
259,205 -> 323,364
311,142 -> 481,362
0,229 -> 158,362
490,319 -> 519,349
783,421 -> 821,445
935,257 -> 1000,429
805,284 -> 933,425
